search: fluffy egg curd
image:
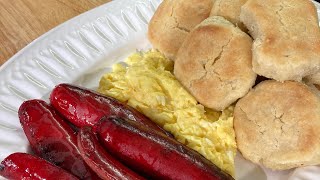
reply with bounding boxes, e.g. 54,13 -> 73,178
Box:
98,50 -> 236,176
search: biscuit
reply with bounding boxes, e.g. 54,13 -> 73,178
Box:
210,0 -> 248,31
234,80 -> 320,170
174,16 -> 256,111
148,0 -> 213,60
240,0 -> 320,81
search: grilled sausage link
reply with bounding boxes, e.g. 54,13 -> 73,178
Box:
50,83 -> 172,137
18,100 -> 100,179
97,116 -> 234,180
78,126 -> 145,180
0,153 -> 78,180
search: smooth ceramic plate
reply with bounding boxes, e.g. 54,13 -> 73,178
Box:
0,0 -> 319,179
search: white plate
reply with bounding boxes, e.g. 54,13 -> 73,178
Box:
0,0 -> 319,179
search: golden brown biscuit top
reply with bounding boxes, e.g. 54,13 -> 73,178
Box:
174,16 -> 256,111
240,0 -> 320,81
210,0 -> 248,30
234,80 -> 320,170
148,0 -> 213,59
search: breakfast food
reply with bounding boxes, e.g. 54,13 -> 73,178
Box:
210,0 -> 248,31
11,83 -> 233,179
0,153 -> 78,180
240,0 -> 320,81
2,0 -> 319,179
234,80 -> 320,170
50,84 -> 170,136
98,50 -> 236,176
174,16 -> 256,111
78,127 -> 145,180
18,100 -> 99,179
97,117 -> 233,180
148,0 -> 213,60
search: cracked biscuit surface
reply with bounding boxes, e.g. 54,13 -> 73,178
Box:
148,0 -> 213,60
210,0 -> 248,31
240,0 -> 320,81
174,16 -> 256,111
234,80 -> 320,170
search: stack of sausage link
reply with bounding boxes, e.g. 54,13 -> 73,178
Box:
0,84 -> 233,180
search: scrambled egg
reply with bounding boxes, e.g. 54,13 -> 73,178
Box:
98,50 -> 236,176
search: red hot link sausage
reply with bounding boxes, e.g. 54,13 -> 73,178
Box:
18,99 -> 100,180
0,153 -> 78,180
50,83 -> 171,137
97,117 -> 234,180
77,126 -> 145,180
